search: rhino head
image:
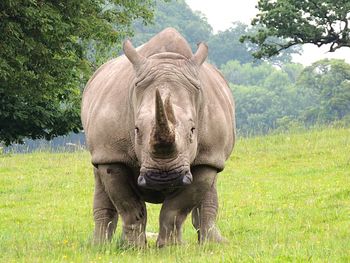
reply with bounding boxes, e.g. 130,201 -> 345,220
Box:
123,40 -> 208,190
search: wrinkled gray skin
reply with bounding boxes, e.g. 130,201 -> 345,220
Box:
81,28 -> 235,247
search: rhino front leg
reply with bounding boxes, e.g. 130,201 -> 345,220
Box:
156,165 -> 217,247
97,164 -> 147,247
192,176 -> 227,244
93,167 -> 118,244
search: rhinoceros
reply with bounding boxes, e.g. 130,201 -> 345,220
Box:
81,28 -> 235,247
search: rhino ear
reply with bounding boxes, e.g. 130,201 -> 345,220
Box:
191,42 -> 208,66
123,39 -> 146,70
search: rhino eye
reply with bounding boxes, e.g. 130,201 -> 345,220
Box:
190,127 -> 196,134
135,127 -> 139,135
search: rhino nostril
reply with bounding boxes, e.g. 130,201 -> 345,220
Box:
137,175 -> 147,187
182,172 -> 192,185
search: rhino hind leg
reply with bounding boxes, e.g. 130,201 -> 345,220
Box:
93,168 -> 118,244
156,165 -> 218,247
96,164 -> 147,247
191,177 -> 227,244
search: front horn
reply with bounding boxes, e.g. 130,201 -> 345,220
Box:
150,89 -> 176,155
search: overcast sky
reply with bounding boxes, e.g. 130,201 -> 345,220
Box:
186,0 -> 350,65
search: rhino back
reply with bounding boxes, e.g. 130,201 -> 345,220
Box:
193,63 -> 235,171
137,27 -> 193,59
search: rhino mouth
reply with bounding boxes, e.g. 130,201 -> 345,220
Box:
137,165 -> 192,190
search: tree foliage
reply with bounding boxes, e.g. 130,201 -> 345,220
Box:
222,58 -> 350,135
207,22 -> 254,66
209,22 -> 302,67
224,61 -> 302,134
297,59 -> 350,123
0,0 -> 154,145
241,0 -> 350,58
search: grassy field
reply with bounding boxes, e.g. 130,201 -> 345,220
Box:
0,127 -> 349,262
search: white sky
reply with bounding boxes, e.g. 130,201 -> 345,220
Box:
186,0 -> 350,65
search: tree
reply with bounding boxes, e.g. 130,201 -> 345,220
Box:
207,22 -> 254,66
297,59 -> 350,123
240,0 -> 350,58
223,60 -> 303,134
208,22 -> 301,67
221,60 -> 274,86
0,0 -> 154,146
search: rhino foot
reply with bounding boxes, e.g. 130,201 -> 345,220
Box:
198,226 -> 228,244
121,225 -> 147,248
156,234 -> 183,248
93,217 -> 118,245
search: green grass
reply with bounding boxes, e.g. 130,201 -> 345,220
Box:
1,127 -> 349,262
